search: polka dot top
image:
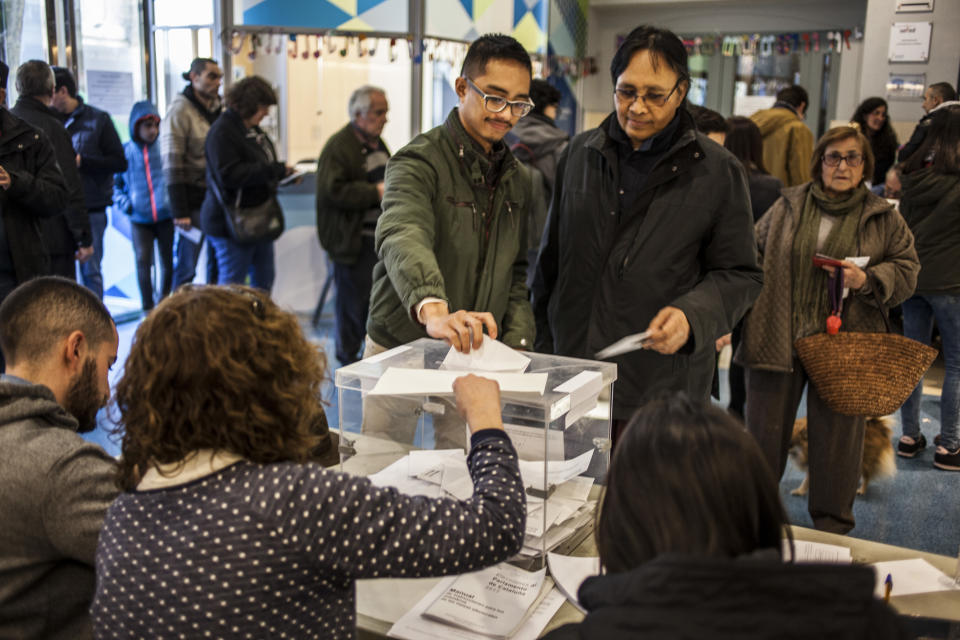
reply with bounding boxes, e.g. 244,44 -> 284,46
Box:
91,431 -> 525,639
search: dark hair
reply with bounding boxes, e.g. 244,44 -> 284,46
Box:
224,76 -> 277,120
182,57 -> 218,81
724,116 -> 768,176
51,66 -> 77,98
902,104 -> 960,176
775,85 -> 808,109
929,81 -> 958,103
460,34 -> 532,80
689,105 -> 728,136
610,25 -> 688,88
810,126 -> 875,187
851,97 -> 897,151
0,276 -> 114,367
113,285 -> 328,491
596,393 -> 788,573
530,79 -> 561,116
15,60 -> 55,98
0,61 -> 8,90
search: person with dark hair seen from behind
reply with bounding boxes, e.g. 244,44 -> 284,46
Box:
51,66 -> 128,300
0,61 -> 70,370
736,126 -> 919,533
541,393 -> 909,640
160,57 -> 223,287
533,25 -> 762,439
688,104 -> 729,145
202,76 -> 290,291
11,60 -> 93,280
315,85 -> 391,366
0,277 -> 119,640
114,101 -> 174,312
896,105 -> 960,471
504,78 -> 569,284
90,285 -> 525,639
851,97 -> 898,187
366,33 -> 538,357
899,81 -> 959,163
750,85 -> 815,187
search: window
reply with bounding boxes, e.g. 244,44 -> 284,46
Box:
1,0 -> 50,104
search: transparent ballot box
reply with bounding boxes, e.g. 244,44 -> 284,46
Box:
334,338 -> 616,567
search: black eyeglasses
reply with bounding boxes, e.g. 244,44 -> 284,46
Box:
614,76 -> 684,108
822,152 -> 864,168
465,78 -> 534,117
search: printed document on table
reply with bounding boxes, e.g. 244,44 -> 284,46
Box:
369,368 -> 547,396
518,449 -> 593,491
547,553 -> 600,612
871,558 -> 960,598
441,335 -> 531,373
421,564 -> 548,638
387,578 -> 565,640
782,539 -> 852,563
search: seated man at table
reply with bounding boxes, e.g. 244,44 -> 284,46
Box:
543,393 -> 908,640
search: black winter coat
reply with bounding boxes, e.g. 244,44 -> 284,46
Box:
11,96 -> 91,253
542,554 -> 909,640
0,109 -> 69,281
533,111 -> 762,419
63,98 -> 127,210
201,109 -> 285,239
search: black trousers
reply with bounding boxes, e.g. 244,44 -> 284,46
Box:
131,219 -> 175,310
333,236 -> 378,366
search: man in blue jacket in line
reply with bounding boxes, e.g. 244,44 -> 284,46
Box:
51,67 -> 127,300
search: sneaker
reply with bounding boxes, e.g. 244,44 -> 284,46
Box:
933,446 -> 960,471
897,434 -> 927,458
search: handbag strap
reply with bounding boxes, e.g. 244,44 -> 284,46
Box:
208,177 -> 244,210
832,268 -> 895,334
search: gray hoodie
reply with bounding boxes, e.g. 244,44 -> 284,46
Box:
0,377 -> 118,640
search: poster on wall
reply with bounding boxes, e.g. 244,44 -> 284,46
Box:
887,22 -> 932,62
886,73 -> 926,100
86,70 -> 135,119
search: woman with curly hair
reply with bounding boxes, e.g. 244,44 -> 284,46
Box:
851,97 -> 899,187
90,285 -> 525,639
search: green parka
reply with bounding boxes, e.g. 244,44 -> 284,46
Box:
366,109 -> 537,349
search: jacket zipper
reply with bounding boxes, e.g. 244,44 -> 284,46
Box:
143,145 -> 159,222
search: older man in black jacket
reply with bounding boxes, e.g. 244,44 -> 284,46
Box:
533,26 -> 762,438
11,60 -> 92,280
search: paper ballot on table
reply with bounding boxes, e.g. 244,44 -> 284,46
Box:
369,368 -> 547,396
441,335 -> 531,373
518,449 -> 593,491
387,578 -> 565,640
547,553 -> 600,612
421,564 -> 548,638
782,539 -> 852,564
870,559 -> 960,599
595,331 -> 652,360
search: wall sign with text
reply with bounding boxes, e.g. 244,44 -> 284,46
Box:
888,22 -> 932,62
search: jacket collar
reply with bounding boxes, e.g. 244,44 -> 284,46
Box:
0,377 -> 79,433
443,108 -> 516,188
182,84 -> 222,124
12,95 -> 58,119
137,449 -> 245,491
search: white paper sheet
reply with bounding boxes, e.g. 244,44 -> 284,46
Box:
175,225 -> 202,244
368,456 -> 445,498
842,256 -> 870,298
387,579 -> 564,640
871,558 -> 960,599
547,553 -> 600,612
782,539 -> 852,564
504,423 -> 564,461
518,450 -> 593,491
408,449 -> 465,477
595,331 -> 652,360
369,368 -> 547,396
441,335 -> 531,373
551,476 -> 594,503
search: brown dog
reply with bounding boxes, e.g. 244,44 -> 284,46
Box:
788,416 -> 896,496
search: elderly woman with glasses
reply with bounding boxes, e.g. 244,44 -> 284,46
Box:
533,25 -> 762,440
736,126 -> 919,534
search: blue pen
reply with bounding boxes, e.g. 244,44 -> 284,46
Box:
883,573 -> 893,603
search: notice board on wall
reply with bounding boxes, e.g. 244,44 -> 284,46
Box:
888,22 -> 932,63
86,70 -> 135,118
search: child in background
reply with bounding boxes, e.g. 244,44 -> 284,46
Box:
114,101 -> 173,311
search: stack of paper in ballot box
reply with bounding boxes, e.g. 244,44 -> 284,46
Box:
334,337 -> 617,566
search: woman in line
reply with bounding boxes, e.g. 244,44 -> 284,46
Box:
851,97 -> 899,188
91,285 -> 525,639
896,105 -> 960,471
543,394 -> 907,640
736,126 -> 919,533
202,76 -> 289,291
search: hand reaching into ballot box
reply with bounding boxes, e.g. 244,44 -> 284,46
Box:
453,374 -> 504,433
421,301 -> 499,354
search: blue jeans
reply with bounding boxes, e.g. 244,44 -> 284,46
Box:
79,209 -> 106,299
900,294 -> 960,450
172,230 -> 218,287
207,235 -> 275,292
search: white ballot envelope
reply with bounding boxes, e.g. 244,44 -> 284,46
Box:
595,330 -> 652,360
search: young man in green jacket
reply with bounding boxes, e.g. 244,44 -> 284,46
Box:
365,34 -> 538,356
